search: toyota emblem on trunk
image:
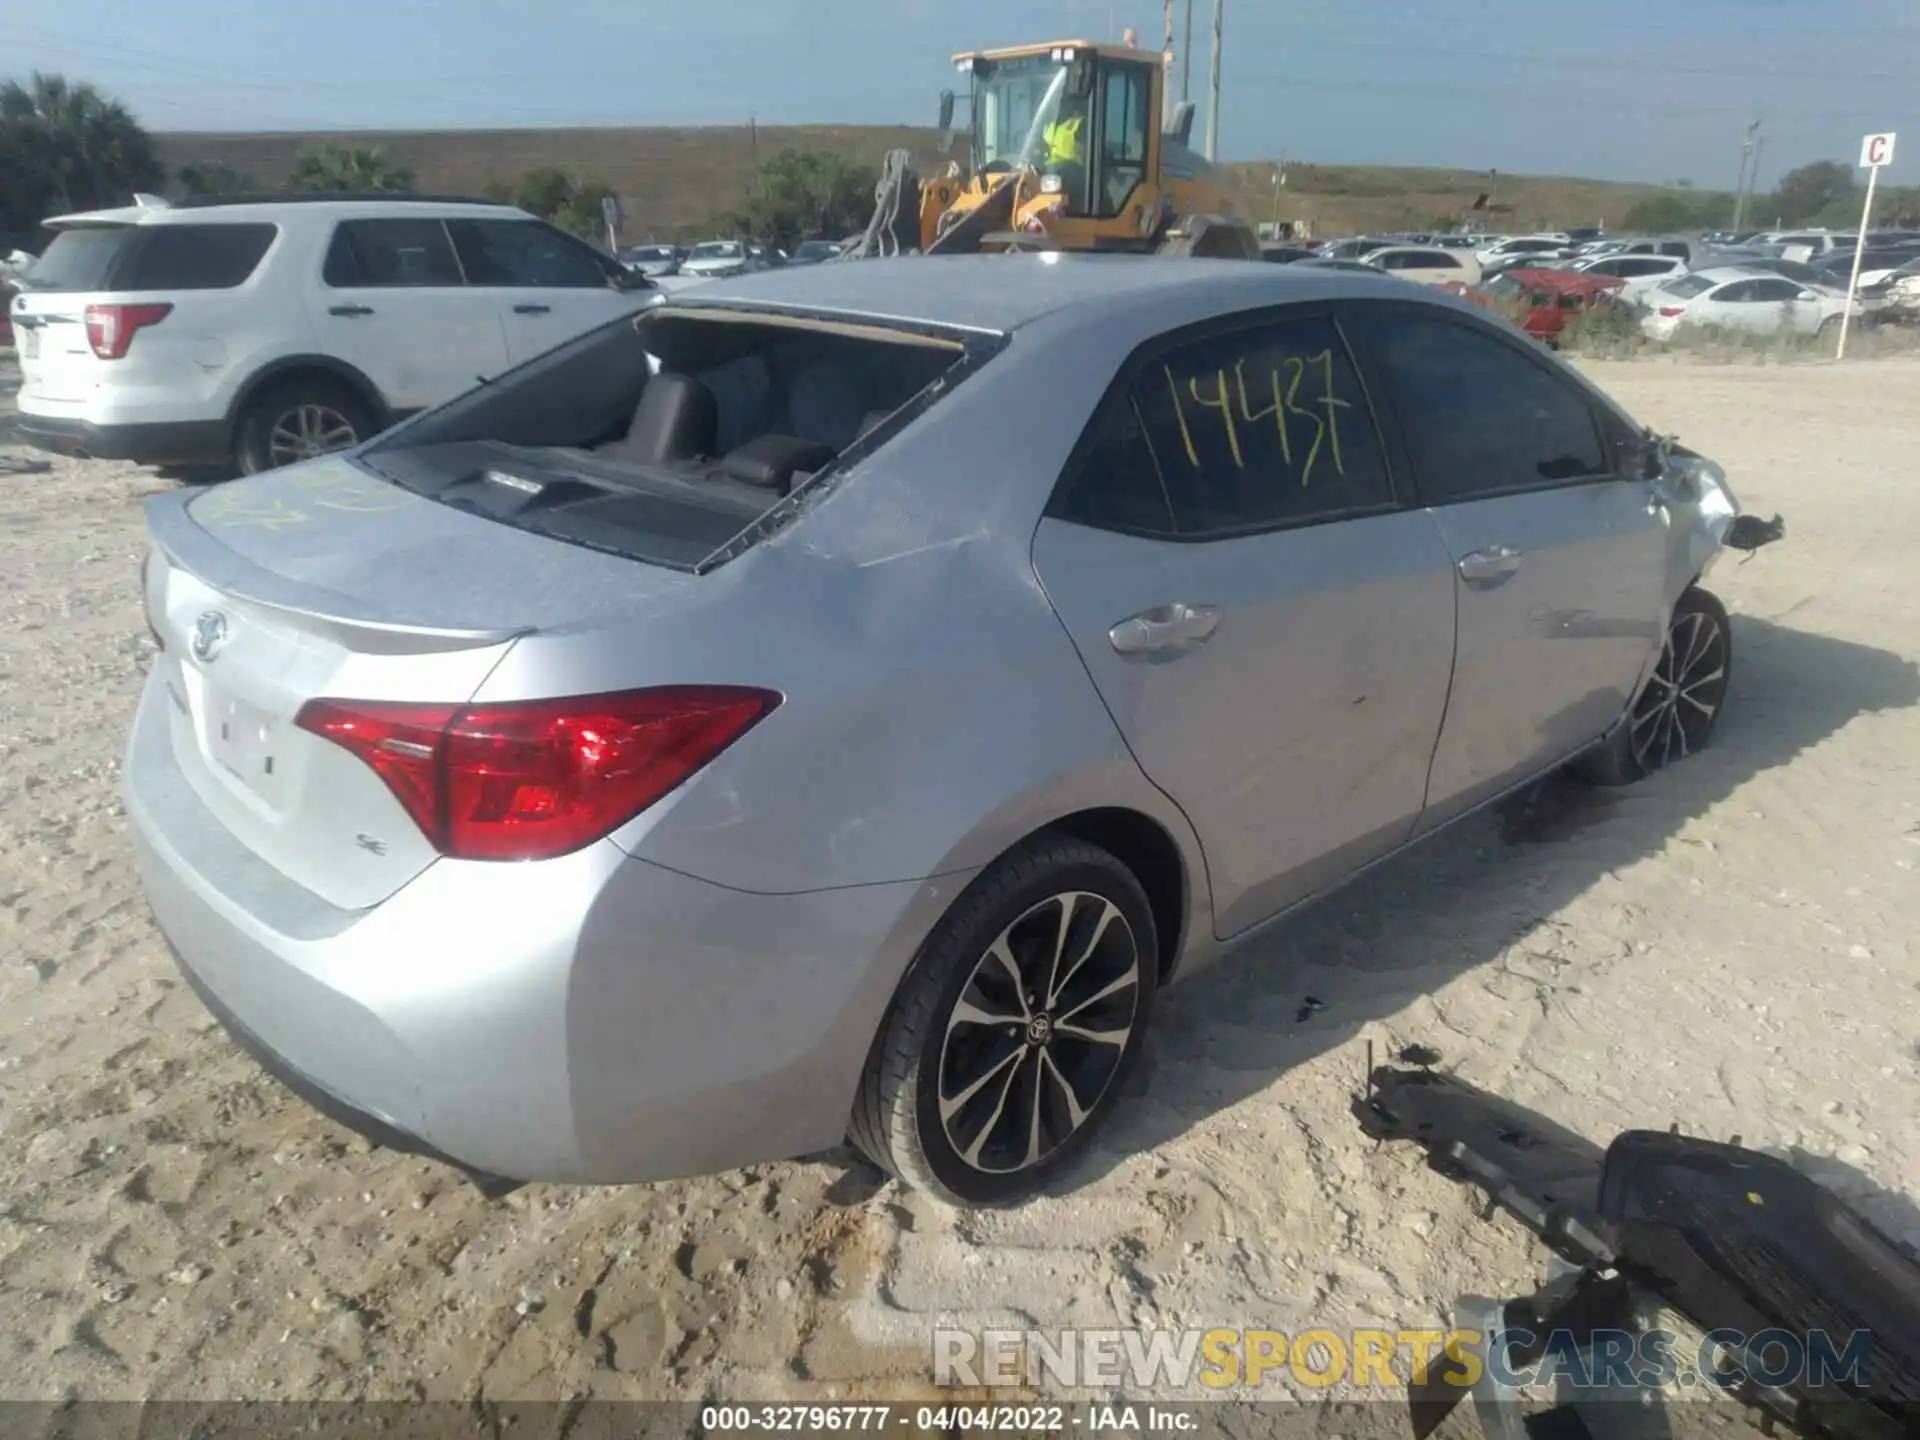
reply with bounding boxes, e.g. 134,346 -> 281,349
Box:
191,611 -> 230,663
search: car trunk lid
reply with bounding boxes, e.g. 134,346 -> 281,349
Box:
146,458 -> 704,909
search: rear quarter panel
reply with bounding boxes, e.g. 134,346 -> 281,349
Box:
467,296 -> 1221,948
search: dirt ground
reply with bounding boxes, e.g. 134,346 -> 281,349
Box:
1,352 -> 1915,1418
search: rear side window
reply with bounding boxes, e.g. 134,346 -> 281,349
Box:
1351,307 -> 1607,503
14,226 -> 131,292
323,219 -> 463,287
1060,313 -> 1395,538
447,219 -> 612,288
121,223 -> 277,290
1663,273 -> 1715,299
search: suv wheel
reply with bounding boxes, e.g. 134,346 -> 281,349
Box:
235,380 -> 376,475
850,835 -> 1158,1206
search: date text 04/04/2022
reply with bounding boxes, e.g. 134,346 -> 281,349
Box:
699,1403 -> 1199,1433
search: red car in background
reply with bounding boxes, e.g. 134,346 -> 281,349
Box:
1442,266 -> 1627,346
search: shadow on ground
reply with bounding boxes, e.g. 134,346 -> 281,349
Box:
1038,613 -> 1920,1191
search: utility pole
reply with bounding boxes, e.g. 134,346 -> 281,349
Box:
1181,0 -> 1194,105
1205,0 -> 1223,161
1731,120 -> 1759,231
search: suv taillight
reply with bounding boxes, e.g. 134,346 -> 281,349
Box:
295,687 -> 781,861
84,302 -> 172,360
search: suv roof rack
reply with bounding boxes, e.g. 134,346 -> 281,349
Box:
168,192 -> 509,209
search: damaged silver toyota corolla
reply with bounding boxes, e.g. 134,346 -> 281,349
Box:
123,257 -> 1780,1206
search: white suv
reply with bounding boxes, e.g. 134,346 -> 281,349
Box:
10,194 -> 658,473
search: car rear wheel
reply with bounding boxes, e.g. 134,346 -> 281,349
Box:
850,836 -> 1158,1206
235,379 -> 375,475
1576,586 -> 1732,787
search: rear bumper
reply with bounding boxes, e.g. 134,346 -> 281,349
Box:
15,413 -> 229,466
122,674 -> 948,1186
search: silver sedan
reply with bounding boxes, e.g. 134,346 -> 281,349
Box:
126,257 -> 1752,1206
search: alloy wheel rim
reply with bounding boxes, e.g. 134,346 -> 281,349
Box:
1629,607 -> 1728,772
936,891 -> 1141,1176
267,404 -> 359,466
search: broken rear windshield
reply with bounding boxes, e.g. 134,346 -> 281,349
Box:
360,304 -> 1003,573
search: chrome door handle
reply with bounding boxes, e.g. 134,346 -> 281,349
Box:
1457,545 -> 1523,586
327,304 -> 375,317
512,303 -> 552,315
1108,602 -> 1222,657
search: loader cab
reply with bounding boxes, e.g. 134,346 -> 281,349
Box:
958,42 -> 1159,224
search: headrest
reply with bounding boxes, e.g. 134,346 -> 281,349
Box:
719,434 -> 839,495
625,373 -> 718,463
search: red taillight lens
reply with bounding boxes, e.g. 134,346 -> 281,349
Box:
84,302 -> 172,360
1657,306 -> 1686,318
295,687 -> 780,861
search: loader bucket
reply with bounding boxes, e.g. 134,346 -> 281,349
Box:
925,176 -> 1021,256
1157,213 -> 1262,260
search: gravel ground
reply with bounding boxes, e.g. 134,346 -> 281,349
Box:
0,351 -> 1915,1421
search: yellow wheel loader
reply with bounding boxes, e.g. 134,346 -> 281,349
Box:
842,39 -> 1262,263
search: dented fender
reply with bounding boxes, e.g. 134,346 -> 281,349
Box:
1654,438 -> 1743,605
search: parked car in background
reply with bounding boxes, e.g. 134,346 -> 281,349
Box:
680,240 -> 765,279
1475,234 -> 1573,267
1293,256 -> 1397,274
1873,258 -> 1920,318
1461,267 -> 1628,346
786,240 -> 846,266
1570,252 -> 1689,301
1768,231 -> 1850,264
1362,245 -> 1481,286
125,255 -> 1754,1206
1727,256 -> 1851,293
1482,246 -> 1577,278
1640,267 -> 1858,342
1258,243 -> 1319,264
1812,245 -> 1920,290
1614,237 -> 1699,265
621,244 -> 685,277
1563,226 -> 1605,244
10,194 -> 658,474
1318,235 -> 1403,261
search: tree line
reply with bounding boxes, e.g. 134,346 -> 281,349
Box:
0,70 -> 880,255
1622,160 -> 1920,234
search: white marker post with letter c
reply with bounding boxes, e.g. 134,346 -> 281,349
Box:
1838,131 -> 1896,359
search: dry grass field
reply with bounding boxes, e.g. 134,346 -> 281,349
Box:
154,126 -> 1672,239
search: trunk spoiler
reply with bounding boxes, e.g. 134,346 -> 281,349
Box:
145,489 -> 524,650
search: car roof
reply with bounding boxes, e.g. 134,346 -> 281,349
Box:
674,254 -> 1408,333
44,195 -> 528,227
1686,266 -> 1785,285
1502,267 -> 1624,293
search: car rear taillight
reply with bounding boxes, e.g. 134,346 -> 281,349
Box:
295,687 -> 780,861
84,302 -> 172,360
1657,306 -> 1686,318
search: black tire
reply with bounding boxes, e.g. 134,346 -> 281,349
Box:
234,378 -> 376,476
849,835 -> 1159,1206
1576,586 -> 1732,787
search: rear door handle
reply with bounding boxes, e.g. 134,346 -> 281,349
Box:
1108,602 -> 1222,657
512,303 -> 552,315
327,304 -> 375,317
1457,545 -> 1523,586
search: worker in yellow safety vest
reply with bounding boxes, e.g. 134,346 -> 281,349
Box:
1041,105 -> 1088,210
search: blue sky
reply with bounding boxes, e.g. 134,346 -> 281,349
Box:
11,0 -> 1916,187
